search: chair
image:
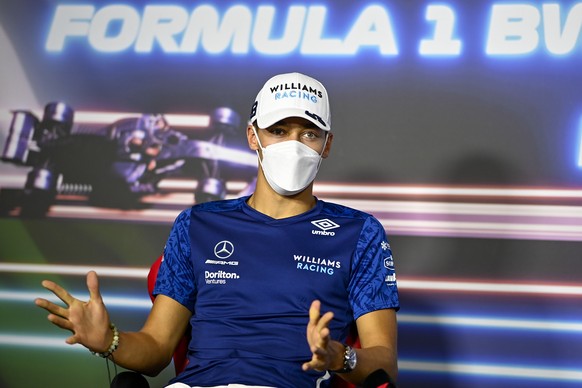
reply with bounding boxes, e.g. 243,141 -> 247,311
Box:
147,255 -> 190,375
147,255 -> 358,387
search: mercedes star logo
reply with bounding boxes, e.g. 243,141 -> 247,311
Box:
214,240 -> 234,259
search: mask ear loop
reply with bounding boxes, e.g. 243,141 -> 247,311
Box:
316,132 -> 330,169
252,126 -> 265,162
252,126 -> 264,151
252,126 -> 270,178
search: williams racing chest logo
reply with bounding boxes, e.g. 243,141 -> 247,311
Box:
294,254 -> 341,276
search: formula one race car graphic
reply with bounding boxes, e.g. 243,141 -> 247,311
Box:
0,102 -> 257,217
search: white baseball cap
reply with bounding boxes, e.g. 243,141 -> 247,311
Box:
250,72 -> 331,131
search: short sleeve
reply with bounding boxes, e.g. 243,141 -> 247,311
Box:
153,208 -> 197,312
348,216 -> 400,320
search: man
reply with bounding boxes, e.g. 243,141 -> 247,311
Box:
35,72 -> 399,388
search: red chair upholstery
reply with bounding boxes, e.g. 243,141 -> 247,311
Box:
147,255 -> 190,375
147,255 -> 357,387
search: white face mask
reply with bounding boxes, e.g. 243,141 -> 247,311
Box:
254,128 -> 327,196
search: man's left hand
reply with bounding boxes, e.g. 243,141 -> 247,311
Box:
302,300 -> 342,372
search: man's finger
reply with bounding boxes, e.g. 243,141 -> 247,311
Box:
35,298 -> 70,319
41,280 -> 75,306
302,358 -> 322,371
316,311 -> 334,330
86,271 -> 104,304
48,303 -> 69,319
34,297 -> 52,310
308,300 -> 321,322
65,334 -> 80,345
47,313 -> 74,332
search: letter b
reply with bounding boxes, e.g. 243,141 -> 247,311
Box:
486,4 -> 540,55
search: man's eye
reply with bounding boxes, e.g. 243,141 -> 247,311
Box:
269,128 -> 285,136
303,131 -> 319,139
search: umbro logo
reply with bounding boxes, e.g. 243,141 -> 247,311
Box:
311,218 -> 340,236
311,219 -> 340,231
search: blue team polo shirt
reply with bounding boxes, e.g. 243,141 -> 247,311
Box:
154,196 -> 399,388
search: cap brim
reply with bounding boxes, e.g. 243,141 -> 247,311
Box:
256,108 -> 330,131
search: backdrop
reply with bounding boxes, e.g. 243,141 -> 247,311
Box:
1,1 -> 582,387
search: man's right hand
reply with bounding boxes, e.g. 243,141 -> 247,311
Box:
35,270 -> 113,353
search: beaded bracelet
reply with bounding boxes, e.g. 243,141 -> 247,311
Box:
91,323 -> 119,358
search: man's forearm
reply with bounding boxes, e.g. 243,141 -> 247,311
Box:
106,331 -> 174,376
331,341 -> 397,385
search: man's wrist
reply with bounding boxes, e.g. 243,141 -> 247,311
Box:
91,323 -> 119,358
328,341 -> 346,371
329,342 -> 357,373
